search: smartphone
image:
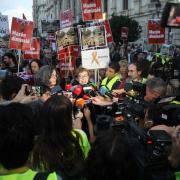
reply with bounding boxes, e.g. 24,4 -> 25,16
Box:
31,86 -> 42,96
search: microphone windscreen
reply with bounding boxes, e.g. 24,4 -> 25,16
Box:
51,85 -> 62,95
99,86 -> 109,96
124,82 -> 133,92
65,84 -> 72,91
73,85 -> 83,97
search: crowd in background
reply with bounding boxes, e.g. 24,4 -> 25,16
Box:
0,42 -> 179,180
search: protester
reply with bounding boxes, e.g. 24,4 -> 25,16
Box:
35,65 -> 61,94
29,59 -> 41,75
2,52 -> 18,74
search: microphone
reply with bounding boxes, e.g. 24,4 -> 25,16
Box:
124,82 -> 133,92
71,85 -> 83,98
65,84 -> 73,91
75,98 -> 85,109
51,85 -> 62,95
99,86 -> 113,99
82,84 -> 97,97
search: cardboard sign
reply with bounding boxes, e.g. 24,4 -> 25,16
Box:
23,38 -> 40,60
121,27 -> 129,40
82,48 -> 110,69
0,15 -> 9,37
56,27 -> 79,50
9,17 -> 33,50
148,19 -> 165,44
104,20 -> 113,43
80,25 -> 107,50
81,0 -> 103,21
60,9 -> 73,29
57,45 -> 79,60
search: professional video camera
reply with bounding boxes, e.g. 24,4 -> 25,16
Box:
148,96 -> 180,126
124,81 -> 146,98
95,100 -> 175,180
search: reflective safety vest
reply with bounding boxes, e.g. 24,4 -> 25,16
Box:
171,100 -> 180,105
129,78 -> 147,84
101,75 -> 120,91
0,169 -> 61,180
176,171 -> 180,180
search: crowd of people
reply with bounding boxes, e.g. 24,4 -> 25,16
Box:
0,43 -> 179,180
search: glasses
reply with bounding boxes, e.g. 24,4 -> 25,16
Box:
78,75 -> 88,79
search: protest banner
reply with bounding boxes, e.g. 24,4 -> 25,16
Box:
56,27 -> 79,51
0,14 -> 9,37
48,33 -> 56,42
81,48 -> 110,69
0,14 -> 9,48
104,20 -> 113,43
60,9 -> 73,29
23,38 -> 40,60
121,27 -> 129,40
81,0 -> 103,21
80,25 -> 107,50
9,17 -> 33,50
148,19 -> 165,44
57,45 -> 79,60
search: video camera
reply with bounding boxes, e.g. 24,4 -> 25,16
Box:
124,81 -> 146,98
95,102 -> 174,180
148,96 -> 180,126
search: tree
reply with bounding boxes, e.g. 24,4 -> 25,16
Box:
109,14 -> 142,42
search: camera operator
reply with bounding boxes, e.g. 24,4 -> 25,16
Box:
142,77 -> 167,128
150,125 -> 180,179
144,77 -> 167,103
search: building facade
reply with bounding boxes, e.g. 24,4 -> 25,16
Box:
33,0 -> 180,44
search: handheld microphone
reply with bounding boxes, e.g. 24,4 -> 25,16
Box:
82,84 -> 97,97
124,82 -> 133,92
71,85 -> 83,98
75,98 -> 85,109
99,86 -> 113,99
51,85 -> 62,95
65,84 -> 73,91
